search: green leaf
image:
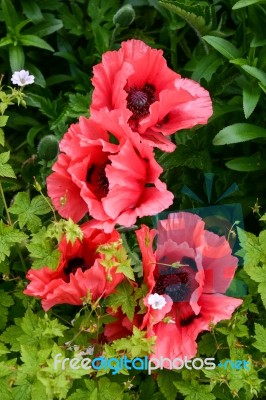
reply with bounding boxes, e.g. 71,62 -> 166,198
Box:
233,0 -> 266,9
26,228 -> 60,270
157,370 -> 178,400
105,281 -> 136,321
1,0 -> 20,31
174,379 -> 216,400
19,34 -> 54,51
159,146 -> 211,170
0,342 -> 9,356
9,45 -> 25,72
225,155 -> 266,171
23,17 -> 63,37
0,324 -> 23,351
239,228 -> 266,307
91,23 -> 109,54
97,377 -> 124,400
213,123 -> 266,145
191,53 -> 224,82
0,116 -> 9,128
241,65 -> 266,86
202,36 -> 241,60
198,333 -> 217,356
25,62 -> 46,87
0,290 -> 14,307
67,389 -> 91,400
0,36 -> 12,48
0,221 -> 27,262
9,192 -> 51,232
159,0 -> 216,37
243,83 -> 261,118
21,0 -> 43,23
253,323 -> 266,352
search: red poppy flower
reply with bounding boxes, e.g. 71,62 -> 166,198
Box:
90,39 -> 213,152
104,307 -> 142,342
136,212 -> 242,360
47,117 -> 173,233
24,226 -> 125,311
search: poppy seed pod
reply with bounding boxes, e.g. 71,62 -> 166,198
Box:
38,135 -> 59,161
113,5 -> 135,27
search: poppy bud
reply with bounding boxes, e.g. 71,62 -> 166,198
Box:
38,135 -> 59,161
113,5 -> 135,27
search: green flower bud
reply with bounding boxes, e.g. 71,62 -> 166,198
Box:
38,135 -> 59,161
113,4 -> 135,27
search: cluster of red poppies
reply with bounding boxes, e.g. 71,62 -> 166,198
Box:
24,40 -> 242,361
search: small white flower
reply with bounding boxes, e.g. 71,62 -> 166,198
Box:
147,293 -> 167,310
11,70 -> 34,86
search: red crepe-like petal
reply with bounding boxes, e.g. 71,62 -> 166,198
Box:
46,155 -> 88,223
90,39 -> 212,151
24,227 -> 125,311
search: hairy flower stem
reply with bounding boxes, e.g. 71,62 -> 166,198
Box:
0,182 -> 12,226
0,181 -> 27,272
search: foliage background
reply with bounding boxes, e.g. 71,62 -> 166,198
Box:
0,0 -> 266,399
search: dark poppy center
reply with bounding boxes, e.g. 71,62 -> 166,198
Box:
154,257 -> 198,303
86,163 -> 109,200
64,257 -> 87,282
126,83 -> 156,120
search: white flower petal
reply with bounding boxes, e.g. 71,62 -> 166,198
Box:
147,293 -> 167,310
11,70 -> 35,86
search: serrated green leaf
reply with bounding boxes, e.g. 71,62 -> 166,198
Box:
0,221 -> 27,262
0,151 -> 16,178
0,324 -> 23,351
0,342 -> 9,356
213,123 -> 266,145
0,290 -> 14,307
159,0 -> 216,37
0,129 -> 4,147
67,389 -> 90,400
12,382 -> 32,400
98,377 -> 124,400
105,281 -> 136,321
157,370 -> 178,400
174,379 -> 216,400
0,306 -> 8,330
0,151 -> 10,164
240,228 -> 266,308
19,34 -> 54,51
9,193 -> 51,232
26,240 -> 60,270
0,163 -> 16,178
237,227 -> 264,267
0,116 -> 8,128
253,323 -> 266,352
198,332 -> 217,356
203,35 -> 241,59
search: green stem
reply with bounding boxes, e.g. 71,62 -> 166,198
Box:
0,182 -> 12,225
0,182 -> 27,272
16,246 -> 27,273
110,24 -> 119,49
